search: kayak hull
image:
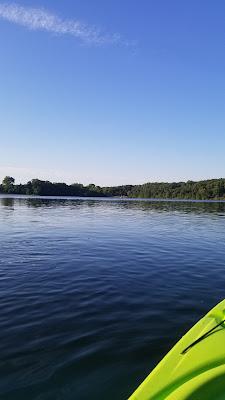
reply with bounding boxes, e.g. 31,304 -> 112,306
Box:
129,299 -> 225,400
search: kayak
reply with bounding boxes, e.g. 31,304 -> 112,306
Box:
128,299 -> 225,400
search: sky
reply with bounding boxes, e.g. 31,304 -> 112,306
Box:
0,0 -> 225,186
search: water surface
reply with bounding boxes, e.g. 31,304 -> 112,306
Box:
1,196 -> 225,399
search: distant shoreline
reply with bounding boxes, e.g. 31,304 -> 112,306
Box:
1,176 -> 225,201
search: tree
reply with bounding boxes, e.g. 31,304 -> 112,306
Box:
2,176 -> 15,193
2,176 -> 15,186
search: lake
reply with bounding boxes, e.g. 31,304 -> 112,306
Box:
1,195 -> 225,400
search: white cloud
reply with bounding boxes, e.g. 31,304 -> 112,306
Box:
0,2 -> 129,46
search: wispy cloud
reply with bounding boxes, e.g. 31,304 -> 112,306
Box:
0,2 -> 131,46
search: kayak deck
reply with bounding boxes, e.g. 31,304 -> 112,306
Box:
129,299 -> 225,400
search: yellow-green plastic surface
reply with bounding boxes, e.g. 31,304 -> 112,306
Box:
129,299 -> 225,400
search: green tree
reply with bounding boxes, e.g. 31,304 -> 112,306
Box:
2,176 -> 15,193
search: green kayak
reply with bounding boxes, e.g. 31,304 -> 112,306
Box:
129,299 -> 225,400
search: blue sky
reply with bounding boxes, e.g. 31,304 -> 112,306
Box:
0,0 -> 225,186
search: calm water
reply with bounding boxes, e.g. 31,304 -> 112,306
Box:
1,196 -> 225,400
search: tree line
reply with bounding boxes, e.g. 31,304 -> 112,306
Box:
1,176 -> 225,200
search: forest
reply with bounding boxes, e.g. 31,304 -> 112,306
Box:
1,176 -> 225,200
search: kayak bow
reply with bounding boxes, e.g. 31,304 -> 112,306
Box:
129,299 -> 225,400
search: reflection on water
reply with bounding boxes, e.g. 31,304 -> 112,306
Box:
1,195 -> 225,214
0,197 -> 15,208
0,195 -> 225,399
